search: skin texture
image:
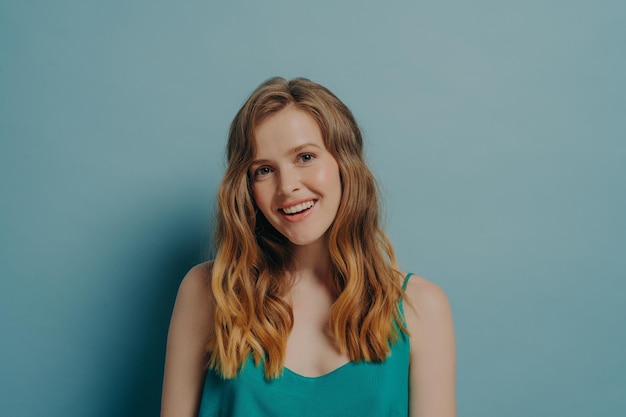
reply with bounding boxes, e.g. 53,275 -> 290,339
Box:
161,106 -> 456,416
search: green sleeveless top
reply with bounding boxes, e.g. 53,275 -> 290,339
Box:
198,273 -> 414,417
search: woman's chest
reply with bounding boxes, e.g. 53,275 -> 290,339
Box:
283,284 -> 349,377
199,339 -> 410,417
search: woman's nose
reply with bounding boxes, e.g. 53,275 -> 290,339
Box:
277,167 -> 299,196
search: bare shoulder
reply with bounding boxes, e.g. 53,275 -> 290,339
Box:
179,261 -> 213,291
161,261 -> 215,417
400,272 -> 455,353
176,261 -> 214,307
401,273 -> 457,416
169,260 -> 216,345
402,274 -> 453,322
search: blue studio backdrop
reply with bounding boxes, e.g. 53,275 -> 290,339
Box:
1,1 -> 625,416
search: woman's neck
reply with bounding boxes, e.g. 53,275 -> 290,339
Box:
290,238 -> 333,287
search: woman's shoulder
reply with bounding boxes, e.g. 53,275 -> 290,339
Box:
162,261 -> 215,416
402,273 -> 450,309
399,272 -> 456,416
178,261 -> 214,295
166,261 -> 216,357
400,272 -> 453,331
173,261 -> 216,324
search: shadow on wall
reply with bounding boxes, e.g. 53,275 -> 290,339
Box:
106,194 -> 215,417
127,240 -> 210,417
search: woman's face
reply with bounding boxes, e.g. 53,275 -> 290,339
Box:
249,106 -> 342,247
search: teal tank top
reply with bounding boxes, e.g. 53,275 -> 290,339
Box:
198,273 -> 414,417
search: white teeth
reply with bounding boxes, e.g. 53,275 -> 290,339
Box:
282,200 -> 315,214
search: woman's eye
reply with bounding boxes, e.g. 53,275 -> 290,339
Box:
299,153 -> 315,163
254,166 -> 272,177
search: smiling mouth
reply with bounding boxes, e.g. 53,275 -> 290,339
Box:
279,200 -> 315,215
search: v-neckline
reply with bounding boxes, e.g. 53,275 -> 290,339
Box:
282,360 -> 354,380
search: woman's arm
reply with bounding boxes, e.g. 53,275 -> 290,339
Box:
404,275 -> 456,417
161,262 -> 214,417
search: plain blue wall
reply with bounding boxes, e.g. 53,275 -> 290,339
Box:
1,1 -> 625,416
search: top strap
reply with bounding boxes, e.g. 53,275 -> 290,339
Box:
398,273 -> 415,327
402,273 -> 414,291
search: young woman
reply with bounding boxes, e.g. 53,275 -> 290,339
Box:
161,77 -> 456,417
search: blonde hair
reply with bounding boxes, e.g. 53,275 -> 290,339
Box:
207,77 -> 405,379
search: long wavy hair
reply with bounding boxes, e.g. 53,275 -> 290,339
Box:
206,77 -> 405,379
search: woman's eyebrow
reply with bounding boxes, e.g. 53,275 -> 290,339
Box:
288,142 -> 322,154
249,158 -> 270,168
